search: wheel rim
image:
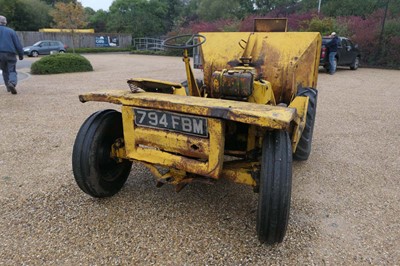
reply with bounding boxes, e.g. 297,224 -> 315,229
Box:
97,139 -> 122,182
32,51 -> 38,57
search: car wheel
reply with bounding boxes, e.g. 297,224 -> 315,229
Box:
257,130 -> 292,244
72,109 -> 132,198
293,87 -> 318,161
31,51 -> 39,57
59,50 -> 65,54
350,57 -> 360,70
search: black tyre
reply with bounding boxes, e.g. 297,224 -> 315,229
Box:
72,109 -> 132,197
293,87 -> 318,161
257,130 -> 292,244
181,79 -> 203,95
31,51 -> 39,57
350,56 -> 360,70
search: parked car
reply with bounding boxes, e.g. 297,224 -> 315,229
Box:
23,40 -> 68,57
320,36 -> 361,71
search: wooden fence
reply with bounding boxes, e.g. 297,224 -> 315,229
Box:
16,31 -> 133,49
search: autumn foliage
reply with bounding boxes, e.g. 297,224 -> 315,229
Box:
170,9 -> 400,68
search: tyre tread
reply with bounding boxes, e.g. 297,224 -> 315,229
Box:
293,88 -> 318,160
257,131 -> 292,244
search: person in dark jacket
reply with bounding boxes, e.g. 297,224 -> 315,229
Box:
325,32 -> 339,75
0,15 -> 24,94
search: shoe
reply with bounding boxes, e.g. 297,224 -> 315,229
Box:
7,83 -> 17,94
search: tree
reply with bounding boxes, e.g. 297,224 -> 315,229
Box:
195,0 -> 254,21
254,0 -> 298,14
50,2 -> 87,29
42,0 -> 77,7
322,0 -> 381,17
162,0 -> 184,32
50,2 -> 88,52
87,9 -> 109,33
0,0 -> 52,30
107,0 -> 168,37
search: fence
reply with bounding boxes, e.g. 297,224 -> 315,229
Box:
133,38 -> 164,51
16,31 -> 133,49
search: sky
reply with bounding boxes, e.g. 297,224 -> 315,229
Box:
80,0 -> 114,11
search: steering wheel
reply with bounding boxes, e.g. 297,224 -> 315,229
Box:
163,34 -> 206,49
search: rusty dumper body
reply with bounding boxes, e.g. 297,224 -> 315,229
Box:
72,19 -> 321,244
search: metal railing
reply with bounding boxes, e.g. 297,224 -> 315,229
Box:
133,38 -> 164,51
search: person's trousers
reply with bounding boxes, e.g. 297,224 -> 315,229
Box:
329,52 -> 337,74
0,52 -> 18,86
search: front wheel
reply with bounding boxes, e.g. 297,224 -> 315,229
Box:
31,51 -> 39,57
72,109 -> 132,198
257,130 -> 292,244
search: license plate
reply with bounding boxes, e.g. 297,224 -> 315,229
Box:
133,108 -> 208,137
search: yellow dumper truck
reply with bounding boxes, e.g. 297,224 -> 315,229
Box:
72,19 -> 321,244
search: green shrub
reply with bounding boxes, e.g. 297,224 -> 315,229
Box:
31,53 -> 93,75
129,49 -> 184,57
69,47 -> 131,53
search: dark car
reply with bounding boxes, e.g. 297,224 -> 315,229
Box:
320,36 -> 361,71
23,40 -> 67,57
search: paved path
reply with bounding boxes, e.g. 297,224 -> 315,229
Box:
0,58 -> 32,85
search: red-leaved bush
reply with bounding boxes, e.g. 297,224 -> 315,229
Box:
168,8 -> 400,68
336,9 -> 400,66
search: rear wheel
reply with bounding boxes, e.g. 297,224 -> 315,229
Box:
72,109 -> 132,197
181,79 -> 204,95
293,88 -> 318,160
257,130 -> 292,244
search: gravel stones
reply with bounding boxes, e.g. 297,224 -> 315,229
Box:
1,55 -> 399,264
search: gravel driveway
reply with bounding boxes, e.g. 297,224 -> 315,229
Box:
1,54 -> 399,265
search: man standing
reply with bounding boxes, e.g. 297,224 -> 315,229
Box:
0,15 -> 24,94
325,32 -> 339,75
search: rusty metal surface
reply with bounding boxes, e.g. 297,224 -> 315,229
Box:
288,95 -> 308,152
80,90 -> 296,130
211,69 -> 253,98
220,160 -> 259,186
253,18 -> 288,32
134,127 -> 210,159
199,32 -> 321,103
127,78 -> 183,94
121,106 -> 226,179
